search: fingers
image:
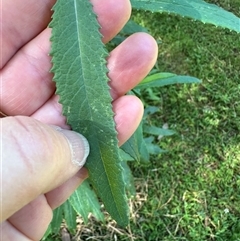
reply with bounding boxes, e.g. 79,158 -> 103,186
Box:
1,116 -> 89,221
4,168 -> 88,241
113,95 -> 144,146
45,168 -> 88,209
3,195 -> 53,241
1,32 -> 157,118
1,0 -> 56,69
30,95 -> 70,129
1,29 -> 54,116
30,33 -> 156,144
0,1 -> 131,116
31,95 -> 143,146
91,0 -> 131,43
1,0 -> 131,68
3,96 -> 143,241
108,33 -> 158,99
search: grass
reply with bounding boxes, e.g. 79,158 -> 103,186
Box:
128,1 -> 240,240
46,1 -> 240,240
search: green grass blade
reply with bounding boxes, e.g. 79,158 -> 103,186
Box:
62,200 -> 77,233
41,225 -> 52,240
51,206 -> 63,234
121,122 -> 150,163
144,125 -> 175,136
136,73 -> 201,89
121,20 -> 148,35
131,0 -> 240,33
50,0 -> 128,226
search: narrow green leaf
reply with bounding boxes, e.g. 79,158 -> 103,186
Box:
50,0 -> 128,226
121,20 -> 148,35
144,106 -> 160,116
41,237 -> 55,241
51,206 -> 63,234
121,161 -> 136,197
120,149 -> 135,161
145,137 -> 167,155
121,122 -> 149,163
140,72 -> 176,84
62,200 -> 77,233
131,0 -> 240,33
110,20 -> 148,46
41,225 -> 52,240
69,180 -> 104,224
136,73 -> 201,89
144,125 -> 175,136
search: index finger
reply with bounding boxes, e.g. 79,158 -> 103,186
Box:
1,0 -> 131,69
1,0 -> 55,69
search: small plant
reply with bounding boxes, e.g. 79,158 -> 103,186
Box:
43,0 -> 240,238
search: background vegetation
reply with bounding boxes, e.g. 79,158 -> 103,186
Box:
47,0 -> 240,240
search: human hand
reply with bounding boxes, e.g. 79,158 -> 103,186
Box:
0,0 -> 158,240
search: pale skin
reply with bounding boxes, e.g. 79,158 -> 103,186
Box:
0,0 -> 158,240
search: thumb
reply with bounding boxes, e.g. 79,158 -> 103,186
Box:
1,116 -> 89,221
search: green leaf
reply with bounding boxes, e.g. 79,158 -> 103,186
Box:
121,161 -> 136,197
41,225 -> 52,240
131,0 -> 240,33
69,180 -> 104,224
121,122 -> 149,163
145,137 -> 167,155
144,105 -> 160,117
51,206 -> 63,234
143,125 -> 175,136
62,200 -> 77,233
136,73 -> 201,89
41,237 -> 55,241
121,20 -> 148,35
119,149 -> 134,161
110,20 -> 148,46
50,0 -> 128,226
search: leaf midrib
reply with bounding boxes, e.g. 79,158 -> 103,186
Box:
74,0 -> 92,120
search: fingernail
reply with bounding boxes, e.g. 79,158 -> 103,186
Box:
52,126 -> 90,167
